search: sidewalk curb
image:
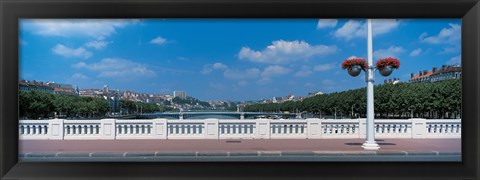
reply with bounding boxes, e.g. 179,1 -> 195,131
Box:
19,150 -> 461,158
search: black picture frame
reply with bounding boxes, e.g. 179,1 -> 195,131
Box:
1,0 -> 479,179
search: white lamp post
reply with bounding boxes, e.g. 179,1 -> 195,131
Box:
361,19 -> 380,150
341,19 -> 400,151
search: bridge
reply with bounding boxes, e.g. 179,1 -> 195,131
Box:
130,112 -> 301,120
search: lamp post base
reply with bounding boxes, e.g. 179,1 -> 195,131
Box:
362,141 -> 380,151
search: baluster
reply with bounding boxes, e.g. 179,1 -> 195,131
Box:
66,125 -> 70,135
22,125 -> 27,135
76,125 -> 80,135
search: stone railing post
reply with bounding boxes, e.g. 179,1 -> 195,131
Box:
307,118 -> 322,139
152,118 -> 168,139
255,119 -> 271,139
411,118 -> 427,139
48,118 -> 64,140
101,119 -> 116,140
204,118 -> 219,139
358,118 -> 367,138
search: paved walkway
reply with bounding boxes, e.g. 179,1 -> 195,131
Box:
19,139 -> 461,153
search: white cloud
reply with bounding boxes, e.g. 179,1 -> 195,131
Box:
305,82 -> 315,87
294,70 -> 313,77
373,46 -> 405,59
334,19 -> 400,41
313,63 -> 337,72
322,79 -> 335,85
238,40 -> 337,64
201,62 -> 229,74
439,47 -> 459,54
317,19 -> 338,29
84,40 -> 111,50
419,23 -> 461,45
223,68 -> 261,80
150,36 -> 167,45
52,44 -> 92,59
237,81 -> 248,87
261,65 -> 290,77
23,19 -> 138,40
409,48 -> 422,56
71,73 -> 89,80
333,20 -> 365,41
73,58 -> 156,78
447,55 -> 461,65
212,63 -> 228,70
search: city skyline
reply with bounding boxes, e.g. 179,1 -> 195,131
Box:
20,19 -> 461,101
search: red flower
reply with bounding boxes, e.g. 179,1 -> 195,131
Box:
376,57 -> 400,69
341,58 -> 368,70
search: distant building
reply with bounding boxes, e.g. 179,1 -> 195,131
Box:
48,82 -> 78,95
307,91 -> 324,97
79,89 -> 103,97
104,96 -> 120,112
283,94 -> 295,101
173,91 -> 187,100
409,65 -> 461,83
19,80 -> 54,93
384,78 -> 401,84
272,97 -> 283,103
19,80 -> 77,95
103,84 -> 109,94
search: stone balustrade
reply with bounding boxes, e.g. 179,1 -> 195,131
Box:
18,118 -> 461,140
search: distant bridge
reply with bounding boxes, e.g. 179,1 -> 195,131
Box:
135,112 -> 301,120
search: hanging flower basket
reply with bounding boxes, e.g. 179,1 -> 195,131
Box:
341,58 -> 368,77
348,65 -> 362,77
376,57 -> 400,77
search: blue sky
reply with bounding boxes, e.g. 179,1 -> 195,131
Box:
19,19 -> 461,101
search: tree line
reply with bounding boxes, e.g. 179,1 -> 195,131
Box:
20,90 -> 110,119
243,79 -> 461,119
19,90 -> 173,119
119,99 -> 173,114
